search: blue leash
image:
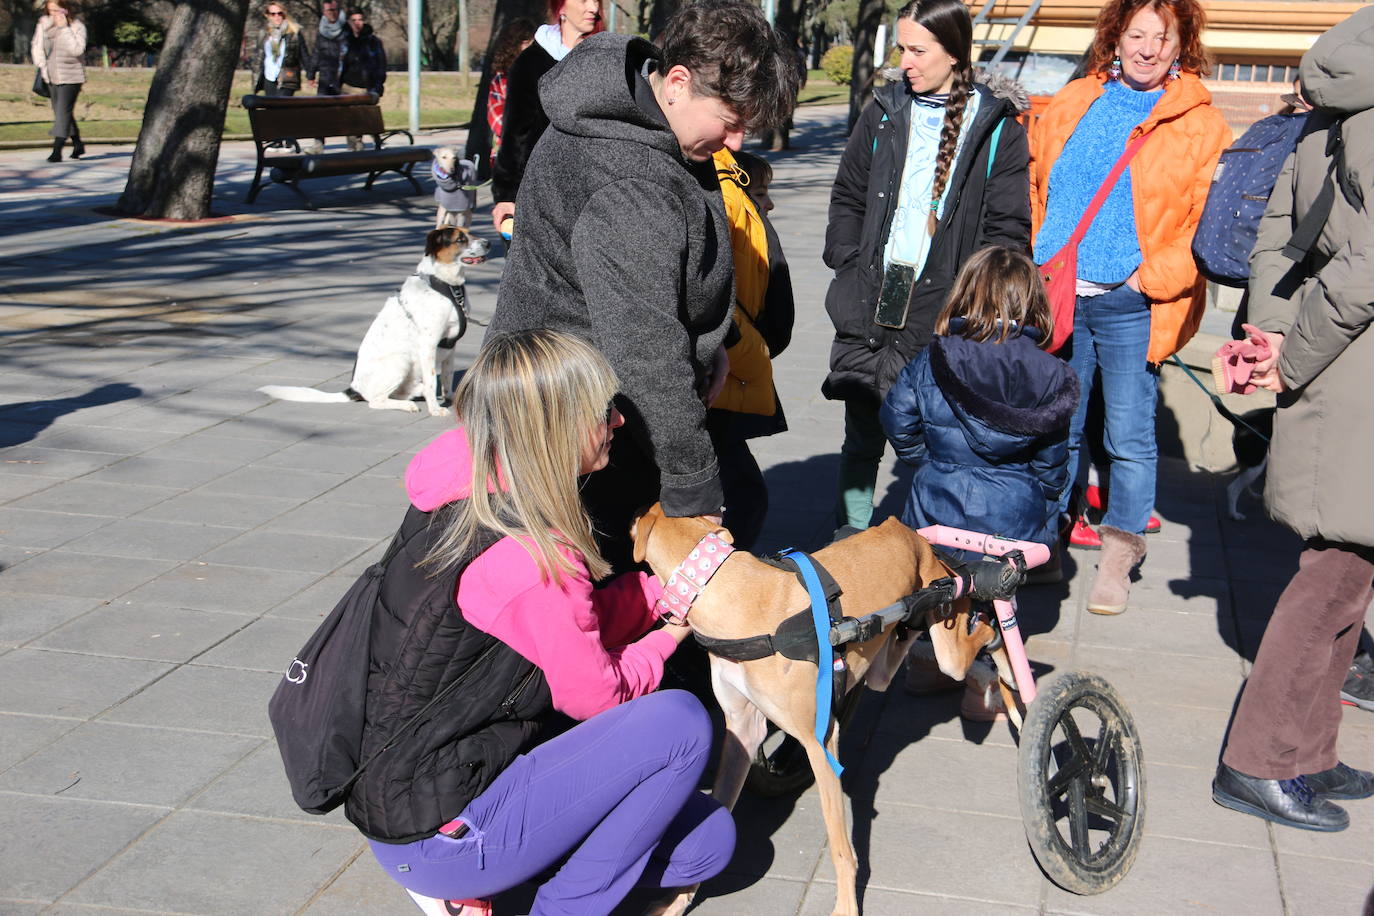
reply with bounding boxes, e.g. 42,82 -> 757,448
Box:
778,548 -> 844,777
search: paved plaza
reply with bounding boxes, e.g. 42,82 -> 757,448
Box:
0,105 -> 1371,915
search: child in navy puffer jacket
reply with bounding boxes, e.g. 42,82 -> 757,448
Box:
881,246 -> 1079,719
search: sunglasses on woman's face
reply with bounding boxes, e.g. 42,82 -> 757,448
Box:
267,9 -> 285,15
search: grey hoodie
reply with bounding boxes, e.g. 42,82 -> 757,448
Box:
490,33 -> 734,517
1247,5 -> 1374,545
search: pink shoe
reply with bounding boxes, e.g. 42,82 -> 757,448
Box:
1212,324 -> 1272,395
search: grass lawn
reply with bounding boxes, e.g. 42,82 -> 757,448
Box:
1,64 -> 847,143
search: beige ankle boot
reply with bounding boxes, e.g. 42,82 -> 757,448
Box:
1087,526 -> 1147,615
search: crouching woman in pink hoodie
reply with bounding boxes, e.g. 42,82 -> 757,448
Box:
352,329 -> 734,915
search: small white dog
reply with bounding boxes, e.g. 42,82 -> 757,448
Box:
258,226 -> 490,417
432,146 -> 477,230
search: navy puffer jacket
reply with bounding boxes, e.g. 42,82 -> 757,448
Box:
879,323 -> 1078,553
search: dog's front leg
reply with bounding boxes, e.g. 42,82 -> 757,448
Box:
709,657 -> 768,811
804,732 -> 860,916
417,346 -> 448,417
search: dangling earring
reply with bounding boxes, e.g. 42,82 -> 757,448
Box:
1109,56 -> 1122,81
667,96 -> 676,105
1167,59 -> 1181,81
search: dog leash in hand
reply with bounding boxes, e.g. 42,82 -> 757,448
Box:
779,548 -> 844,778
1168,354 -> 1271,442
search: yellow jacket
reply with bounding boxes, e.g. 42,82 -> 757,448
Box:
712,149 -> 776,415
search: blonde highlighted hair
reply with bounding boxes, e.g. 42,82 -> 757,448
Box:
934,246 -> 1054,348
423,329 -> 619,583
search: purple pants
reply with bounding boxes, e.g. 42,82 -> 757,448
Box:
369,690 -> 735,915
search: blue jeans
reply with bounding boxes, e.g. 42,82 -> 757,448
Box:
1061,285 -> 1159,535
369,690 -> 734,914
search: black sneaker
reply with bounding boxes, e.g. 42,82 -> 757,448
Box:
1304,762 -> 1374,800
1212,763 -> 1349,831
1340,653 -> 1374,711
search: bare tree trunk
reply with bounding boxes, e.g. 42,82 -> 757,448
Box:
116,0 -> 250,219
847,0 -> 884,130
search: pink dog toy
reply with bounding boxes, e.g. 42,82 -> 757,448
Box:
1212,323 -> 1273,395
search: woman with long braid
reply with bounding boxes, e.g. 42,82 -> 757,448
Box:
822,0 -> 1032,533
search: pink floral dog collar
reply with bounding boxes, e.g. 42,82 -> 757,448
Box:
653,530 -> 736,625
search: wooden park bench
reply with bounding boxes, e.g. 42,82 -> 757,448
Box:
242,93 -> 430,208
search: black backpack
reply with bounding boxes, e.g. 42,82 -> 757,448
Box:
267,511 -> 500,815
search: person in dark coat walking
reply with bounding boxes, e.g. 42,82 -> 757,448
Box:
823,0 -> 1032,532
251,3 -> 308,97
308,0 -> 346,94
339,9 -> 386,150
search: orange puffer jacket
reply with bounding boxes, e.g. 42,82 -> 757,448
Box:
1030,73 -> 1231,363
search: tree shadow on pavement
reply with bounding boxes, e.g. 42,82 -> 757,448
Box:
0,382 -> 142,447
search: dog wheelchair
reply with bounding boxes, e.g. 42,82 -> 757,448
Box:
739,525 -> 1146,896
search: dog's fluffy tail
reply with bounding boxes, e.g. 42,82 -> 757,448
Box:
257,385 -> 358,404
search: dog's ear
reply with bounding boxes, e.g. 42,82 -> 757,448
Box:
713,524 -> 735,545
630,503 -> 663,565
424,227 -> 455,258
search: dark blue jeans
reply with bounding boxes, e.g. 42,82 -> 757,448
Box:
369,690 -> 734,915
1061,284 -> 1159,534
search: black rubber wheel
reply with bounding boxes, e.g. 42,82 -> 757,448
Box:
1017,671 -> 1145,894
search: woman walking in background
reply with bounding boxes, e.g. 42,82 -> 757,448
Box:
464,18 -> 537,182
32,0 -> 86,163
253,3 -> 309,98
1029,0 -> 1229,614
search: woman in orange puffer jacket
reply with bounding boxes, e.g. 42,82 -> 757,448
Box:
1030,0 -> 1229,615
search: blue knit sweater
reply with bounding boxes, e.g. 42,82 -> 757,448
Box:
1032,80 -> 1163,284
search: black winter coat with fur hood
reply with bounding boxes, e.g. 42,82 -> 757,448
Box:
879,323 -> 1077,554
823,76 -> 1032,404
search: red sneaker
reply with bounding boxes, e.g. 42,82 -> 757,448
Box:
1146,514 -> 1161,534
1085,484 -> 1105,511
1068,516 -> 1101,550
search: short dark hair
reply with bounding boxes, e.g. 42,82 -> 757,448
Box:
732,149 -> 772,188
657,0 -> 799,133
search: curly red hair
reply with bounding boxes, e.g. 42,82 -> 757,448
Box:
1085,0 -> 1209,77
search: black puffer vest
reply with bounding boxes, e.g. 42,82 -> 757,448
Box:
345,504 -> 557,843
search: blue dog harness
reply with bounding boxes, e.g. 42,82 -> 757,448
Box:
778,549 -> 845,777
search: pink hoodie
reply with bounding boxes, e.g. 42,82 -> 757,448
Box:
405,428 -> 677,721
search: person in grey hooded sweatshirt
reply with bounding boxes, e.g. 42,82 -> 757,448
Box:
1213,5 -> 1374,833
488,0 -> 799,573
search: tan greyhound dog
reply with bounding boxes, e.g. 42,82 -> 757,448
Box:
631,505 -> 1001,916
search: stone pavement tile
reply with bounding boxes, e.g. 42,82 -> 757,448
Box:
1141,762 -> 1270,849
139,431 -> 288,465
363,450 -> 416,479
200,530 -> 375,574
796,883 -> 1036,915
1072,645 -> 1242,712
208,415 -> 319,444
688,875 -> 809,916
1131,575 -> 1231,616
101,664 -> 280,737
0,507 -> 113,549
0,471 -> 61,504
196,616 -> 322,672
261,500 -> 396,541
60,518 -> 243,562
0,593 -> 100,648
0,794 -> 167,903
1122,702 -> 1235,769
0,649 -> 171,718
64,810 -> 363,915
1138,537 -> 1226,581
1225,544 -> 1302,587
187,741 -> 351,828
198,465 -> 348,501
848,734 -> 1021,819
0,721 -> 259,806
812,802 -> 1043,905
0,446 -> 129,480
0,899 -> 43,913
32,603 -> 250,663
40,425 -> 185,454
1276,852 -> 1374,916
81,456 -> 239,490
0,712 -> 79,770
1041,835 -> 1282,915
298,849 -> 412,915
264,574 -> 351,620
305,420 -> 442,452
9,480 -> 180,518
254,441 -> 404,477
84,404 -> 231,436
0,550 -> 177,599
320,473 -> 410,509
328,538 -> 389,577
1077,605 -> 1240,661
135,490 -> 302,529
717,786 -> 830,881
119,561 -> 316,614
